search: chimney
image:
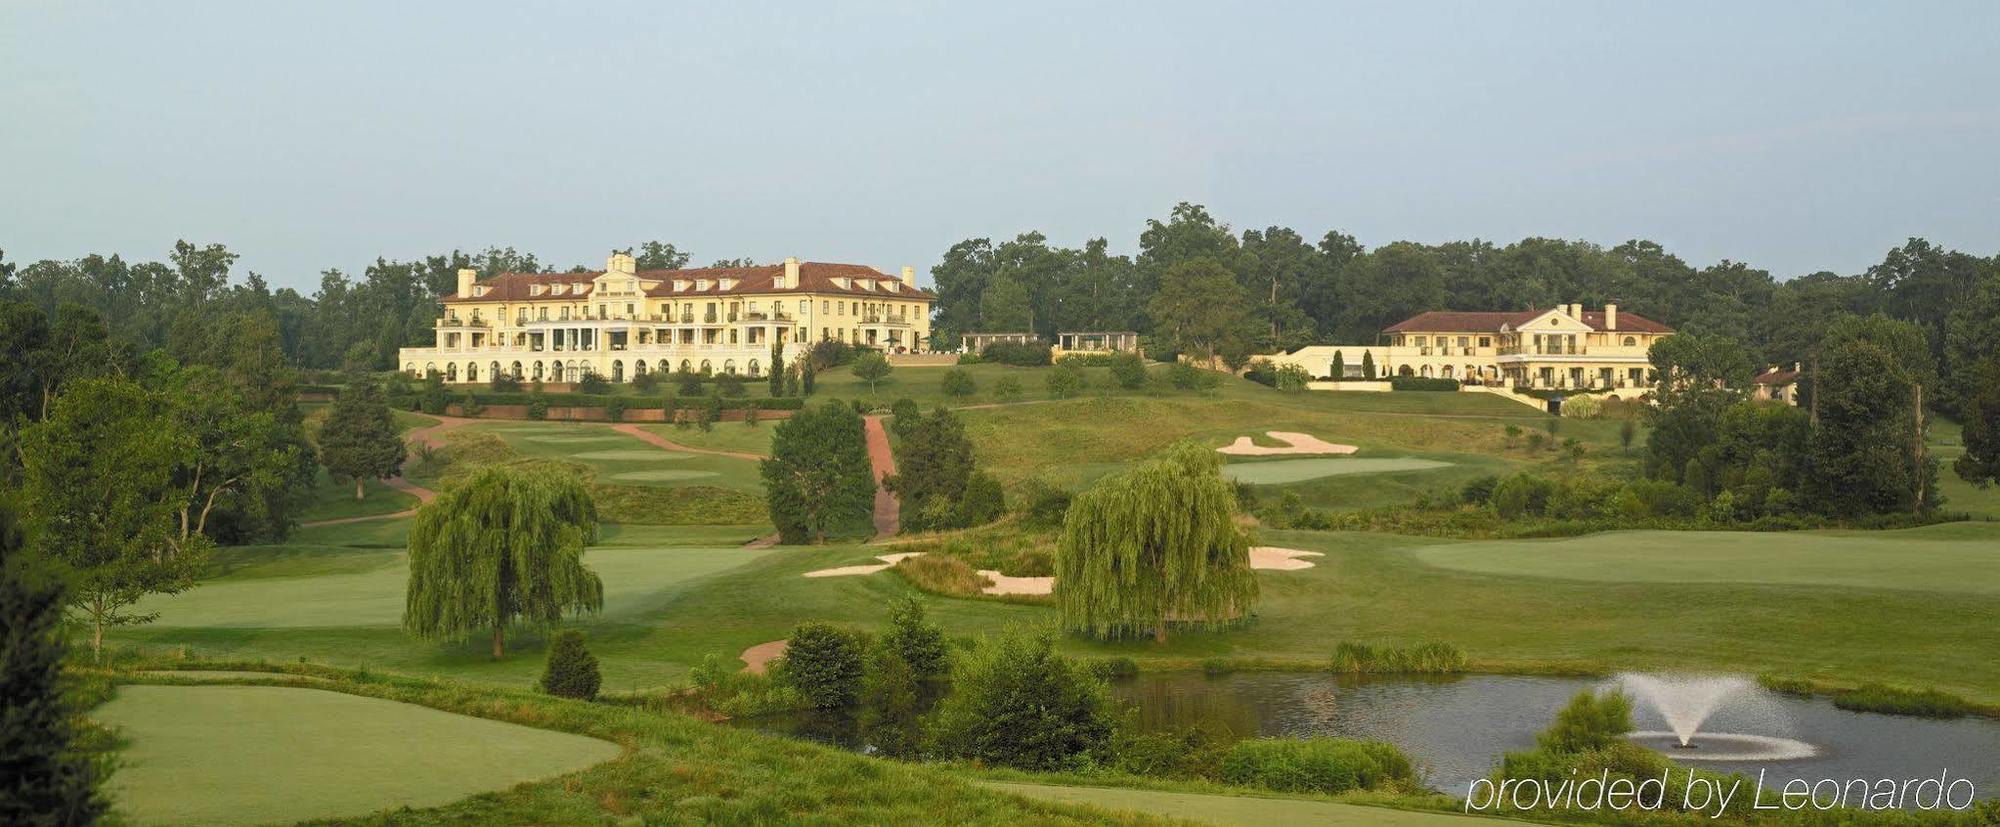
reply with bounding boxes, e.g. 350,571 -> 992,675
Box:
607,252 -> 636,275
1604,303 -> 1618,330
456,268 -> 476,298
900,266 -> 916,288
781,256 -> 800,290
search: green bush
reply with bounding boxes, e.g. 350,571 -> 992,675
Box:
1085,656 -> 1138,680
954,472 -> 1007,527
928,630 -> 1115,771
941,368 -> 976,398
1107,352 -> 1147,390
1389,376 -> 1461,392
980,341 -> 1051,366
602,397 -> 626,423
1460,475 -> 1500,505
780,622 -> 866,709
1054,352 -> 1121,368
1537,689 -> 1633,752
490,373 -> 522,393
716,372 -> 747,397
993,375 -> 1023,402
630,370 -> 659,393
538,629 -> 602,701
1045,362 -> 1085,399
576,372 -> 611,394
1273,363 -> 1311,392
1219,737 -> 1417,794
1241,358 -> 1278,387
1832,684 -> 1970,718
879,596 -> 950,680
675,370 -> 704,395
1330,640 -> 1465,674
1113,724 -> 1231,780
1017,478 -> 1072,530
1490,472 -> 1555,518
889,398 -> 921,438
955,351 -> 983,365
525,395 -> 549,420
1168,361 -> 1221,391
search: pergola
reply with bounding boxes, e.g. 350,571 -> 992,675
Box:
960,332 -> 1040,352
1056,331 -> 1139,353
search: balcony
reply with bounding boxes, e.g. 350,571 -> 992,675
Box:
861,314 -> 912,327
437,317 -> 490,328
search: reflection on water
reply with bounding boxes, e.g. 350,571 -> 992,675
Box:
1110,673 -> 2000,799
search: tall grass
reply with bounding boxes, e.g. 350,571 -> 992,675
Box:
1329,641 -> 1466,674
1832,683 -> 1971,718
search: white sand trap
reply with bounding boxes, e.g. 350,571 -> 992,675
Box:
802,551 -> 926,578
526,435 -> 627,444
1249,546 -> 1324,570
739,640 -> 788,674
978,570 -> 1055,596
1217,431 -> 1359,456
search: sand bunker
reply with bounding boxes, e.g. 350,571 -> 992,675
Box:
525,435 -> 627,444
978,570 -> 1055,596
1249,546 -> 1324,570
1217,431 -> 1358,456
571,449 -> 694,461
802,552 -> 926,578
1223,457 -> 1452,485
739,640 -> 788,674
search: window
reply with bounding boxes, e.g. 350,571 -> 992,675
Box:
1478,336 -> 1491,347
1623,336 -> 1637,347
1414,336 -> 1427,346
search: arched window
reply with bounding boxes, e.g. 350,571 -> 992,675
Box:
1623,336 -> 1637,347
404,362 -> 416,375
612,360 -> 624,382
699,359 -> 712,375
680,359 -> 693,374
532,361 -> 545,380
723,359 -> 737,375
1440,365 -> 1454,378
489,362 -> 500,381
466,362 -> 478,382
446,363 -> 458,381
634,360 -> 648,376
510,361 -> 523,378
550,362 -> 563,382
425,362 -> 438,376
1398,365 -> 1414,377
747,359 -> 761,377
1420,365 -> 1433,378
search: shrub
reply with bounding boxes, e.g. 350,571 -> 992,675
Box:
1624,479 -> 1701,518
993,375 -> 1023,402
1017,478 -> 1072,530
955,472 -> 1007,527
1241,358 -> 1278,387
576,372 -> 611,394
419,372 -> 450,415
810,340 -> 863,368
675,370 -> 704,395
714,372 -> 746,397
1219,737 -> 1417,794
780,622 -> 866,709
630,370 -> 659,393
490,373 -> 522,392
980,340 -> 1052,366
1168,361 -> 1221,391
1113,724 -> 1231,780
525,394 -> 549,420
741,399 -> 761,428
889,398 -> 921,438
892,554 -> 987,597
1537,689 -> 1633,752
1107,352 -> 1147,389
940,368 -> 976,398
687,652 -> 801,717
1086,656 -> 1138,680
1389,376 -> 1461,392
1561,394 -> 1603,418
538,629 -> 602,701
1460,475 -> 1500,505
955,351 -> 983,365
602,397 -> 626,423
1490,473 -> 1555,518
458,391 -> 485,417
1045,362 -> 1085,399
1832,684 -> 1970,718
1200,657 -> 1236,676
1330,640 -> 1465,674
928,630 -> 1115,771
1273,363 -> 1311,392
879,596 -> 950,680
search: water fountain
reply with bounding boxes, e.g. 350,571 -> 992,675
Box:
1615,673 -> 1818,761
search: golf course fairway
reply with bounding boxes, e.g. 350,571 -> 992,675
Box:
95,684 -> 621,826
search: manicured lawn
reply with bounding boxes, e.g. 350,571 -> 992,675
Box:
95,684 -> 619,826
116,518 -> 2000,703
467,422 -> 765,491
1931,418 -> 2000,519
637,422 -> 775,456
983,782 -> 1490,826
1413,524 -> 2000,594
297,467 -> 418,522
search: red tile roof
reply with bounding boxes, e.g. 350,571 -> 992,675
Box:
442,262 -> 934,304
1755,368 -> 1800,385
1383,307 -> 1673,334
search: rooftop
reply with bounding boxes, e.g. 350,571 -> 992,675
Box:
443,262 -> 935,304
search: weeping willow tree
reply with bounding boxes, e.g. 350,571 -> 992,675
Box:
403,466 -> 603,659
1056,440 -> 1256,642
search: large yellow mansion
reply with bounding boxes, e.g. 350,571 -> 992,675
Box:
400,253 -> 935,384
1276,303 -> 1673,390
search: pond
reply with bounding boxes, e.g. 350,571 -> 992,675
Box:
1111,673 -> 2000,799
731,672 -> 2000,802
1221,457 -> 1452,485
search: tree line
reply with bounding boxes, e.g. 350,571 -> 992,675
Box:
929,203 -> 1999,415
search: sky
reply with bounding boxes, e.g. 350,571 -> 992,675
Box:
3,1 -> 1996,293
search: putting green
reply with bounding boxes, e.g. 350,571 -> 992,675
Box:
609,468 -> 721,482
984,782 -> 1484,826
524,434 -> 627,444
572,448 -> 695,461
97,685 -> 618,827
1222,457 -> 1452,485
1414,527 -> 2000,594
138,545 -> 772,628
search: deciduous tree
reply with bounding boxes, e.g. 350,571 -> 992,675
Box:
761,401 -> 875,543
319,382 -> 407,500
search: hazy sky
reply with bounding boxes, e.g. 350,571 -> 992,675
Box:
4,1 -> 1996,292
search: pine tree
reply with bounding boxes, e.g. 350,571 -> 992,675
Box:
538,629 -> 602,701
403,467 -> 603,659
1331,350 -> 1346,380
318,382 -> 407,500
769,341 -> 786,397
1956,358 -> 2000,487
1056,441 -> 1256,642
0,501 -> 109,825
1361,351 -> 1376,380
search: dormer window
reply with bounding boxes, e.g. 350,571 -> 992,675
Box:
550,284 -> 566,296
884,281 -> 899,292
832,277 -> 850,289
673,279 -> 689,292
696,279 -> 712,291
719,278 -> 738,290
530,284 -> 545,296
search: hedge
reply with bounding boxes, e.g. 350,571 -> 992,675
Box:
296,383 -> 345,396
1388,377 -> 1463,392
388,392 -> 804,412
